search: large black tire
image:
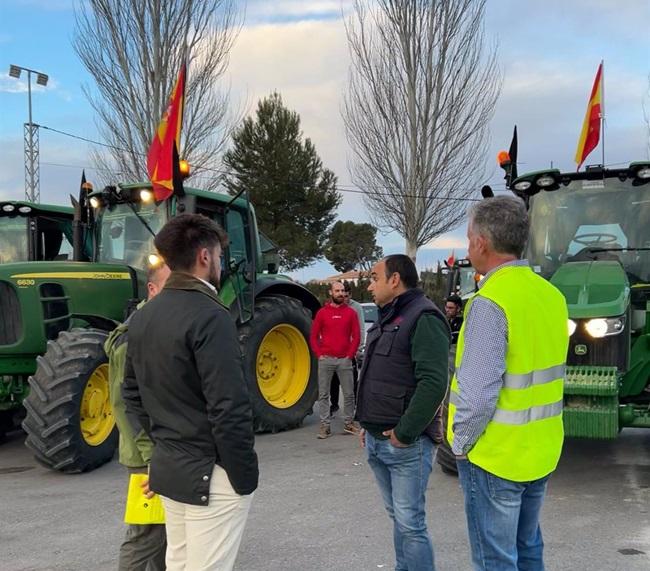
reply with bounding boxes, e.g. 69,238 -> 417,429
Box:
22,328 -> 118,473
437,344 -> 458,476
436,396 -> 457,475
239,295 -> 318,433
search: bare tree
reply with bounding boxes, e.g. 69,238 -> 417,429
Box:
74,0 -> 241,189
343,0 -> 501,260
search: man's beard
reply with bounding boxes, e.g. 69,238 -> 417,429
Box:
208,257 -> 221,289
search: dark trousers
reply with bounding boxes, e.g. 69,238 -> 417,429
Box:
119,468 -> 167,571
330,359 -> 359,409
118,523 -> 167,571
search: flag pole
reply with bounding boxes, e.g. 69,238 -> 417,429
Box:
601,59 -> 605,167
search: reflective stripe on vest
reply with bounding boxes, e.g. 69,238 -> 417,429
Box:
448,392 -> 563,425
504,364 -> 566,390
447,264 -> 569,482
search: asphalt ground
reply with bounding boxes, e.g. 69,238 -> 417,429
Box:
1,412 -> 649,571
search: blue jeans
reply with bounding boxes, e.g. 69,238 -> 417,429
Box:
457,459 -> 549,571
366,432 -> 436,571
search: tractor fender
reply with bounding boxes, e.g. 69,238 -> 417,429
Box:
254,277 -> 320,316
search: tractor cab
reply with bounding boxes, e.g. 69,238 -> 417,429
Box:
443,258 -> 480,301
519,165 -> 650,337
0,201 -> 75,263
523,170 -> 650,289
87,183 -> 272,321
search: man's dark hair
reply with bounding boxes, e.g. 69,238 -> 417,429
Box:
343,281 -> 351,293
384,254 -> 419,289
154,214 -> 228,272
446,294 -> 462,308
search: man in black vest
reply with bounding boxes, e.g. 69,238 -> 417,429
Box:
357,254 -> 450,571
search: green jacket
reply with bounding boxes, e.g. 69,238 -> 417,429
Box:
105,303 -> 153,468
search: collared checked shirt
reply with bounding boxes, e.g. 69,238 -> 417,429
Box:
451,259 -> 530,456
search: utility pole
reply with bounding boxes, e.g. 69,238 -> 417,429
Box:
8,64 -> 49,203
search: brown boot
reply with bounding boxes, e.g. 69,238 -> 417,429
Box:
343,421 -> 360,435
317,423 -> 331,439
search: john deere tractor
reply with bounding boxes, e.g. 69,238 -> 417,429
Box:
0,200 -> 77,437
442,258 -> 479,302
437,161 -> 650,475
509,161 -> 650,437
0,200 -> 76,264
1,183 -> 319,472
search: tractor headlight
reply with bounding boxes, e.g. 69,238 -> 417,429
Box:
637,167 -> 650,179
514,180 -> 531,191
140,189 -> 154,203
536,174 -> 556,188
147,253 -> 163,268
89,196 -> 102,209
2,204 -> 15,212
568,319 -> 577,336
584,316 -> 625,338
18,206 -> 32,213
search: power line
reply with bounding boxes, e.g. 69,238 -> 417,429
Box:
38,123 -> 502,201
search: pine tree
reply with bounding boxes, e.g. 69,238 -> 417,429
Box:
324,221 -> 383,273
224,92 -> 341,271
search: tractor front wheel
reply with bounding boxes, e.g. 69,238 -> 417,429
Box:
22,328 -> 117,472
239,295 -> 317,432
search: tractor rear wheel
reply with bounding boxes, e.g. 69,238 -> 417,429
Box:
239,295 -> 317,432
436,396 -> 458,475
437,344 -> 458,476
22,328 -> 117,472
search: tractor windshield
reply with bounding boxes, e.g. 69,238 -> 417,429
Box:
97,202 -> 166,270
0,215 -> 29,263
526,179 -> 650,285
457,267 -> 479,298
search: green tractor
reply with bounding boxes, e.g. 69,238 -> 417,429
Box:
0,200 -> 78,437
0,200 -> 76,264
1,183 -> 320,472
436,257 -> 478,474
510,161 -> 650,438
436,161 -> 650,475
442,257 -> 479,302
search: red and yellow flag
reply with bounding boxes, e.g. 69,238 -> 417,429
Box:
574,62 -> 603,170
446,250 -> 456,267
147,60 -> 186,201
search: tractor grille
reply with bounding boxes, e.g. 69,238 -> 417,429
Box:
0,281 -> 22,346
567,325 -> 629,372
39,283 -> 71,340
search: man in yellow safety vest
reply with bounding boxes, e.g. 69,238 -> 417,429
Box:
448,196 -> 568,570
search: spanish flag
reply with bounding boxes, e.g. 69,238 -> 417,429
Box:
574,62 -> 603,171
446,250 -> 456,268
147,60 -> 186,201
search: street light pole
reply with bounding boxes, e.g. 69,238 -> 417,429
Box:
9,64 -> 49,204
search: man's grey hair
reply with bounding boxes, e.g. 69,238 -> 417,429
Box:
469,196 -> 529,257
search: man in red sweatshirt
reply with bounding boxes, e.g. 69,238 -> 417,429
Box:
310,281 -> 361,439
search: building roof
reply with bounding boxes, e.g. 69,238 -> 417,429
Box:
309,270 -> 369,284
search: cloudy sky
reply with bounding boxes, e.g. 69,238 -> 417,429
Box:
1,0 -> 648,279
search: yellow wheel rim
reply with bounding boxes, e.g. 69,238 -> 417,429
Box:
80,363 -> 115,446
257,324 -> 311,409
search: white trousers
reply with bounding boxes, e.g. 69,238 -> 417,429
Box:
161,465 -> 254,571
